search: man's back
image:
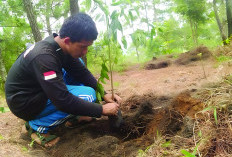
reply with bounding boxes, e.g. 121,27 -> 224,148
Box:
5,40 -> 56,121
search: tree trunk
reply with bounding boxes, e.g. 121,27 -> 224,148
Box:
46,0 -> 52,35
70,0 -> 79,16
0,49 -> 7,86
143,1 -> 149,32
153,1 -> 158,22
22,0 -> 42,42
194,22 -> 198,46
226,0 -> 232,39
69,0 -> 87,67
214,0 -> 227,44
189,19 -> 197,46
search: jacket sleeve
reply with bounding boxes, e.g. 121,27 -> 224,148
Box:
31,54 -> 102,118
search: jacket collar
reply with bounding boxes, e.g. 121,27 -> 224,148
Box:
44,33 -> 62,52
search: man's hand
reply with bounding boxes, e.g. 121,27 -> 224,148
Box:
103,93 -> 122,104
102,102 -> 120,116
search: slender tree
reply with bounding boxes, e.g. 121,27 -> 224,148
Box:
70,0 -> 79,15
174,0 -> 207,46
22,0 -> 42,42
45,0 -> 52,35
69,0 -> 88,66
226,0 -> 232,39
213,0 -> 227,44
0,48 -> 7,86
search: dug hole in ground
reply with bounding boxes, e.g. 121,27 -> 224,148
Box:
1,45 -> 232,157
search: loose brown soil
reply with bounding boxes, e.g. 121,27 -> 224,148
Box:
1,47 -> 232,157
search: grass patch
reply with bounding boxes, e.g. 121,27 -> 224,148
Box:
215,55 -> 232,63
135,77 -> 232,157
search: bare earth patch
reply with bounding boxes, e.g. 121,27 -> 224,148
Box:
1,50 -> 232,156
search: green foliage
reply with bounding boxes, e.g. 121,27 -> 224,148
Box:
29,139 -> 35,147
0,107 -> 10,113
174,0 -> 208,23
202,106 -> 219,125
130,29 -> 146,49
161,140 -> 171,148
35,0 -> 69,19
216,55 -> 232,63
0,134 -> 3,140
21,146 -> 28,152
0,0 -> 228,94
174,0 -> 209,45
91,1 -> 125,99
137,145 -> 152,157
85,0 -> 92,11
180,149 -> 196,157
214,107 -> 218,125
96,62 -> 109,102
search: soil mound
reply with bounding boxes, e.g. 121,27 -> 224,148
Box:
48,92 -> 204,157
145,60 -> 171,70
175,45 -> 212,65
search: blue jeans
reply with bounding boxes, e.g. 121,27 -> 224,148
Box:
29,67 -> 96,133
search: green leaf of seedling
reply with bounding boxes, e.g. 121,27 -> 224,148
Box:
102,63 -> 109,72
111,10 -> 118,19
214,107 -> 218,125
101,69 -> 109,80
96,92 -> 102,102
112,31 -> 118,42
97,83 -> 105,97
121,36 -> 127,49
180,149 -> 196,157
110,18 -> 123,32
99,77 -> 106,84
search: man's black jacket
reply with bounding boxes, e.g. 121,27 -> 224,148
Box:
5,34 -> 102,121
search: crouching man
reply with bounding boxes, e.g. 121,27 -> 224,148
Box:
5,13 -> 121,147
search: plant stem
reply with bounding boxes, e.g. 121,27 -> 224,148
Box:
104,3 -> 114,100
107,41 -> 114,100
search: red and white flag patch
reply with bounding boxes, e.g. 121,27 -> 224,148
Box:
43,71 -> 57,80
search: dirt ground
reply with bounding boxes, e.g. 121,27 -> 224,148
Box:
1,47 -> 232,157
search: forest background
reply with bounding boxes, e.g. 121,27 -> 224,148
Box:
0,0 -> 232,94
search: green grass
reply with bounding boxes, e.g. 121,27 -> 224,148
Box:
216,55 -> 232,63
0,92 -> 9,113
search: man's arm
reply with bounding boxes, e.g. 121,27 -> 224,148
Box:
32,54 -> 103,117
62,55 -> 121,116
63,56 -> 98,89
